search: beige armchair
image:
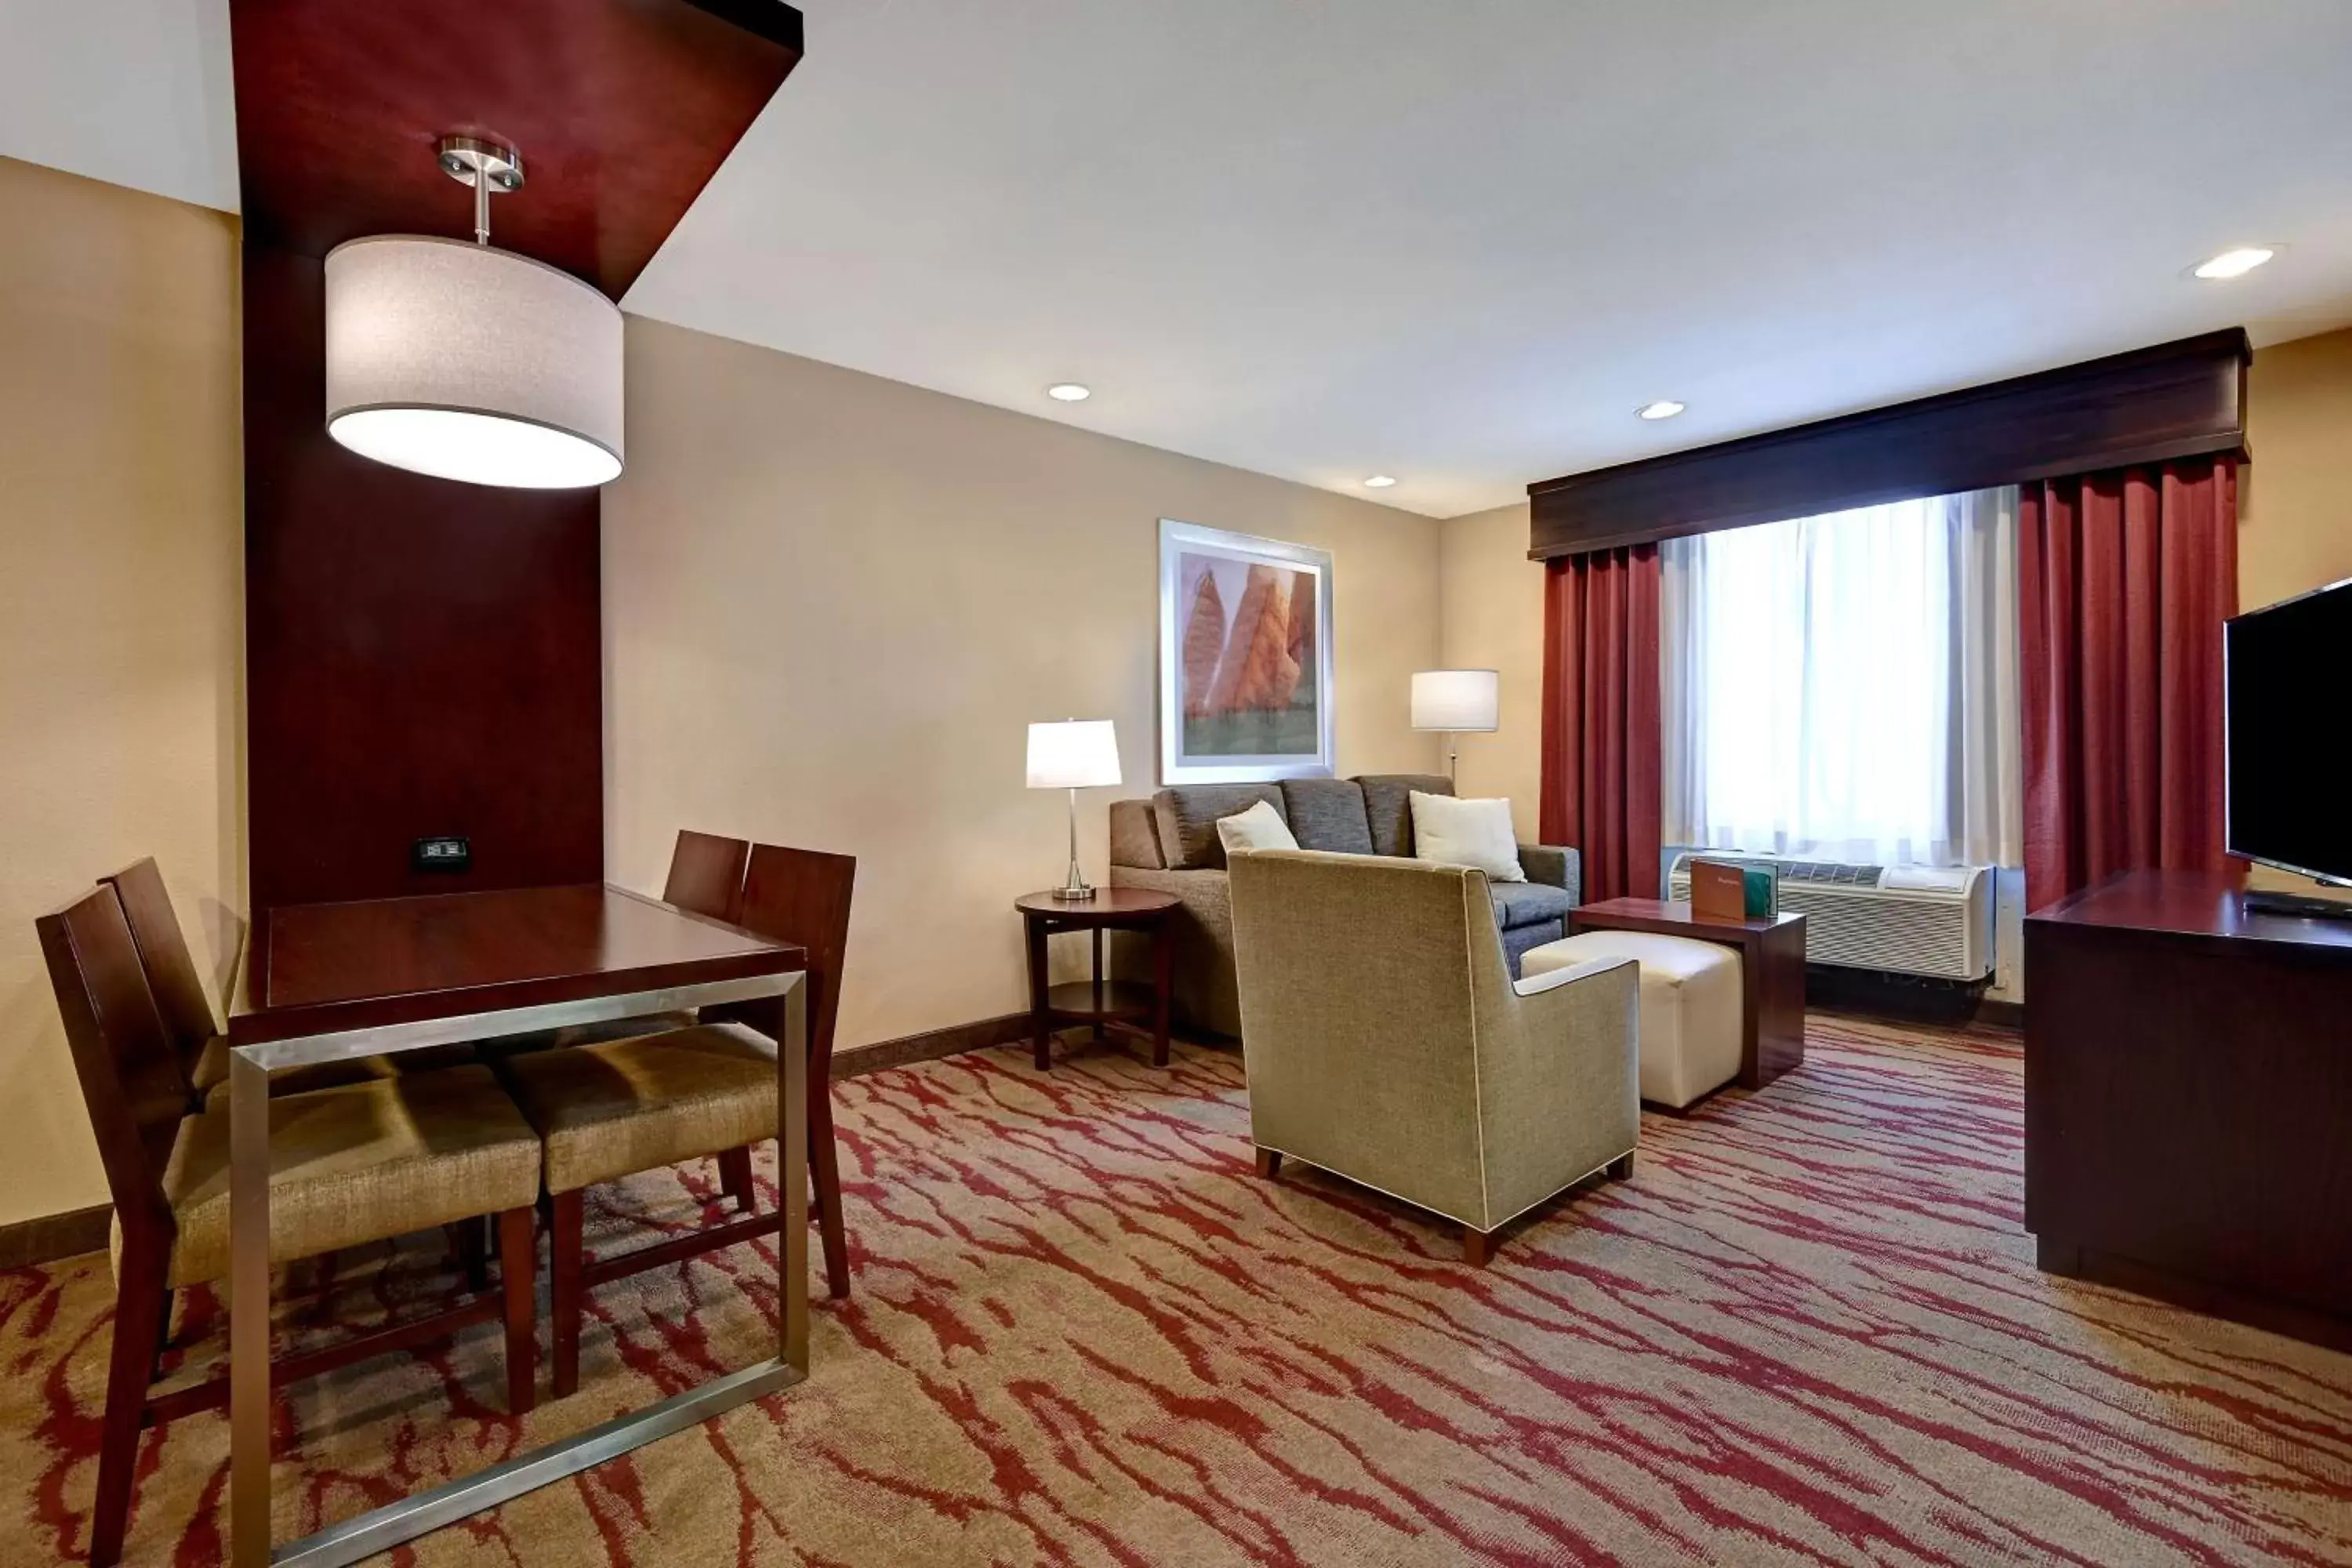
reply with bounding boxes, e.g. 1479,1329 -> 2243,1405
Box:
1228,849 -> 1639,1264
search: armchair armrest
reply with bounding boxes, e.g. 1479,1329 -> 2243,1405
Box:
1512,953 -> 1631,999
1472,946 -> 1639,1223
1516,843 -> 1581,902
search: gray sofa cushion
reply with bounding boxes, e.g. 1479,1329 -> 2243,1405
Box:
1490,880 -> 1573,931
1356,773 -> 1454,857
1109,799 -> 1166,869
1517,844 -> 1578,898
1154,784 -> 1287,870
1277,779 -> 1374,855
1501,919 -> 1566,978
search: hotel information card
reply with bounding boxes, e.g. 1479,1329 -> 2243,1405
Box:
1690,858 -> 1779,922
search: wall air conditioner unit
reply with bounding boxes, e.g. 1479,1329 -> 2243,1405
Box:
1665,853 -> 1996,981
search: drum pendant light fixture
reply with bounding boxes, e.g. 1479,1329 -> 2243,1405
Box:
324,136 -> 625,489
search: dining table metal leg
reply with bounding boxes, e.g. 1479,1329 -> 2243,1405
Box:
228,1048 -> 273,1568
220,970 -> 810,1568
779,976 -> 809,1374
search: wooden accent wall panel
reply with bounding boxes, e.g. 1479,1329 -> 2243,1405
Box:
228,0 -> 803,296
1528,329 -> 2252,559
228,0 -> 803,909
242,245 -> 605,907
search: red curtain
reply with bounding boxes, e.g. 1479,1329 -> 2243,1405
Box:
2017,456 -> 2238,912
1540,545 -> 1661,902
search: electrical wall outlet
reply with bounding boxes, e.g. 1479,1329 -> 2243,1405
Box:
413,835 -> 471,873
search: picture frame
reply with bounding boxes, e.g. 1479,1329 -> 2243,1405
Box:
1158,518 -> 1336,784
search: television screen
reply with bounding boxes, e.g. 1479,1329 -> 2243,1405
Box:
2226,578 -> 2352,885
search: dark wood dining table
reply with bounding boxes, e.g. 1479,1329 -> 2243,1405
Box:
223,882 -> 808,1568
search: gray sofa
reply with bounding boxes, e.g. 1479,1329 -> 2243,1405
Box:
1109,773 -> 1581,1038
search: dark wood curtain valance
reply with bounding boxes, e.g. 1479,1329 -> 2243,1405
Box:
1526,328 -> 2251,561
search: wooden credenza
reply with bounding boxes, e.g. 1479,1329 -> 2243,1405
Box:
2025,870 -> 2352,1351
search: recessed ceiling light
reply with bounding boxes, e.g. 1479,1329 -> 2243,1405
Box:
1046,383 -> 1091,402
1363,474 -> 1397,489
2191,246 -> 2278,281
1637,400 -> 1686,421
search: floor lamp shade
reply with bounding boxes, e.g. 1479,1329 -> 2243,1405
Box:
1411,670 -> 1500,732
324,235 -> 625,489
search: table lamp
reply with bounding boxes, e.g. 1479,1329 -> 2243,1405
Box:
1410,670 -> 1499,783
1027,719 -> 1122,901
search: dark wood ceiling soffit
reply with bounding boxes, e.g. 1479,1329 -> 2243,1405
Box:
227,0 -> 804,298
1526,328 -> 2252,561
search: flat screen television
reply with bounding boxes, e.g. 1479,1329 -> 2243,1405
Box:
2225,576 -> 2352,887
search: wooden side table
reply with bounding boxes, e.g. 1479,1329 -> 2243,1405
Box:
1568,897 -> 1808,1090
1015,887 -> 1180,1069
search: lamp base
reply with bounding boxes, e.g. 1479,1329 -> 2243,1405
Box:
1054,793 -> 1095,901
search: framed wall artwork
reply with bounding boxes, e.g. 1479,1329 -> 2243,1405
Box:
1158,519 -> 1336,784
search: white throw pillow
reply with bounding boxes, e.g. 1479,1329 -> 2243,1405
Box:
1408,791 -> 1525,882
1216,799 -> 1299,856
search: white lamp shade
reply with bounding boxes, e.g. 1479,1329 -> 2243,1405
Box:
1411,669 -> 1500,731
324,235 -> 624,489
1026,720 -> 1122,789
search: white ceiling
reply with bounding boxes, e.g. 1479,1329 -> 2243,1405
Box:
9,2 -> 2352,517
0,0 -> 238,213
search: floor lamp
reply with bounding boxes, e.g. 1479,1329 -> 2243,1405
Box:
1410,670 -> 1499,785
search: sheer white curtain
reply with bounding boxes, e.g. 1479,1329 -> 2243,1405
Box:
1661,488 -> 2022,867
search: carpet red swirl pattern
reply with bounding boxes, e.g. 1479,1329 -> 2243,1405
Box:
3,1016 -> 2348,1565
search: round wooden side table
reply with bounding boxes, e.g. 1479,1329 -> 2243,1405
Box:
1014,887 -> 1181,1069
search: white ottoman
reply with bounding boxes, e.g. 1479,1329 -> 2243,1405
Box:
1523,931 -> 1742,1109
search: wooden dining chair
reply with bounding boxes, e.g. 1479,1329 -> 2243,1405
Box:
38,883 -> 546,1568
499,842 -> 856,1397
706,844 -> 858,1292
94,859 -> 219,1097
663,829 -> 751,923
103,858 -> 491,1304
100,858 -> 470,1109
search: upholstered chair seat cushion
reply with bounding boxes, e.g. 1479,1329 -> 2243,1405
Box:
1523,932 -> 1742,1109
500,1023 -> 779,1195
469,1014 -> 699,1065
191,1034 -> 481,1108
1489,881 -> 1574,931
192,1033 -> 388,1098
158,1064 -> 541,1288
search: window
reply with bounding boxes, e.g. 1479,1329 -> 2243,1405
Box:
1661,488 -> 2022,868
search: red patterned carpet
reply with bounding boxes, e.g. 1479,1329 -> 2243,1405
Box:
3,1015 -> 2349,1566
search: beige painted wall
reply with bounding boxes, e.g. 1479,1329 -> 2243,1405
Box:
2234,325 -> 2352,897
1439,324 -> 2352,846
0,158 -> 245,1228
604,318 -> 1441,1057
1436,501 -> 1545,841
2242,325 -> 2352,612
